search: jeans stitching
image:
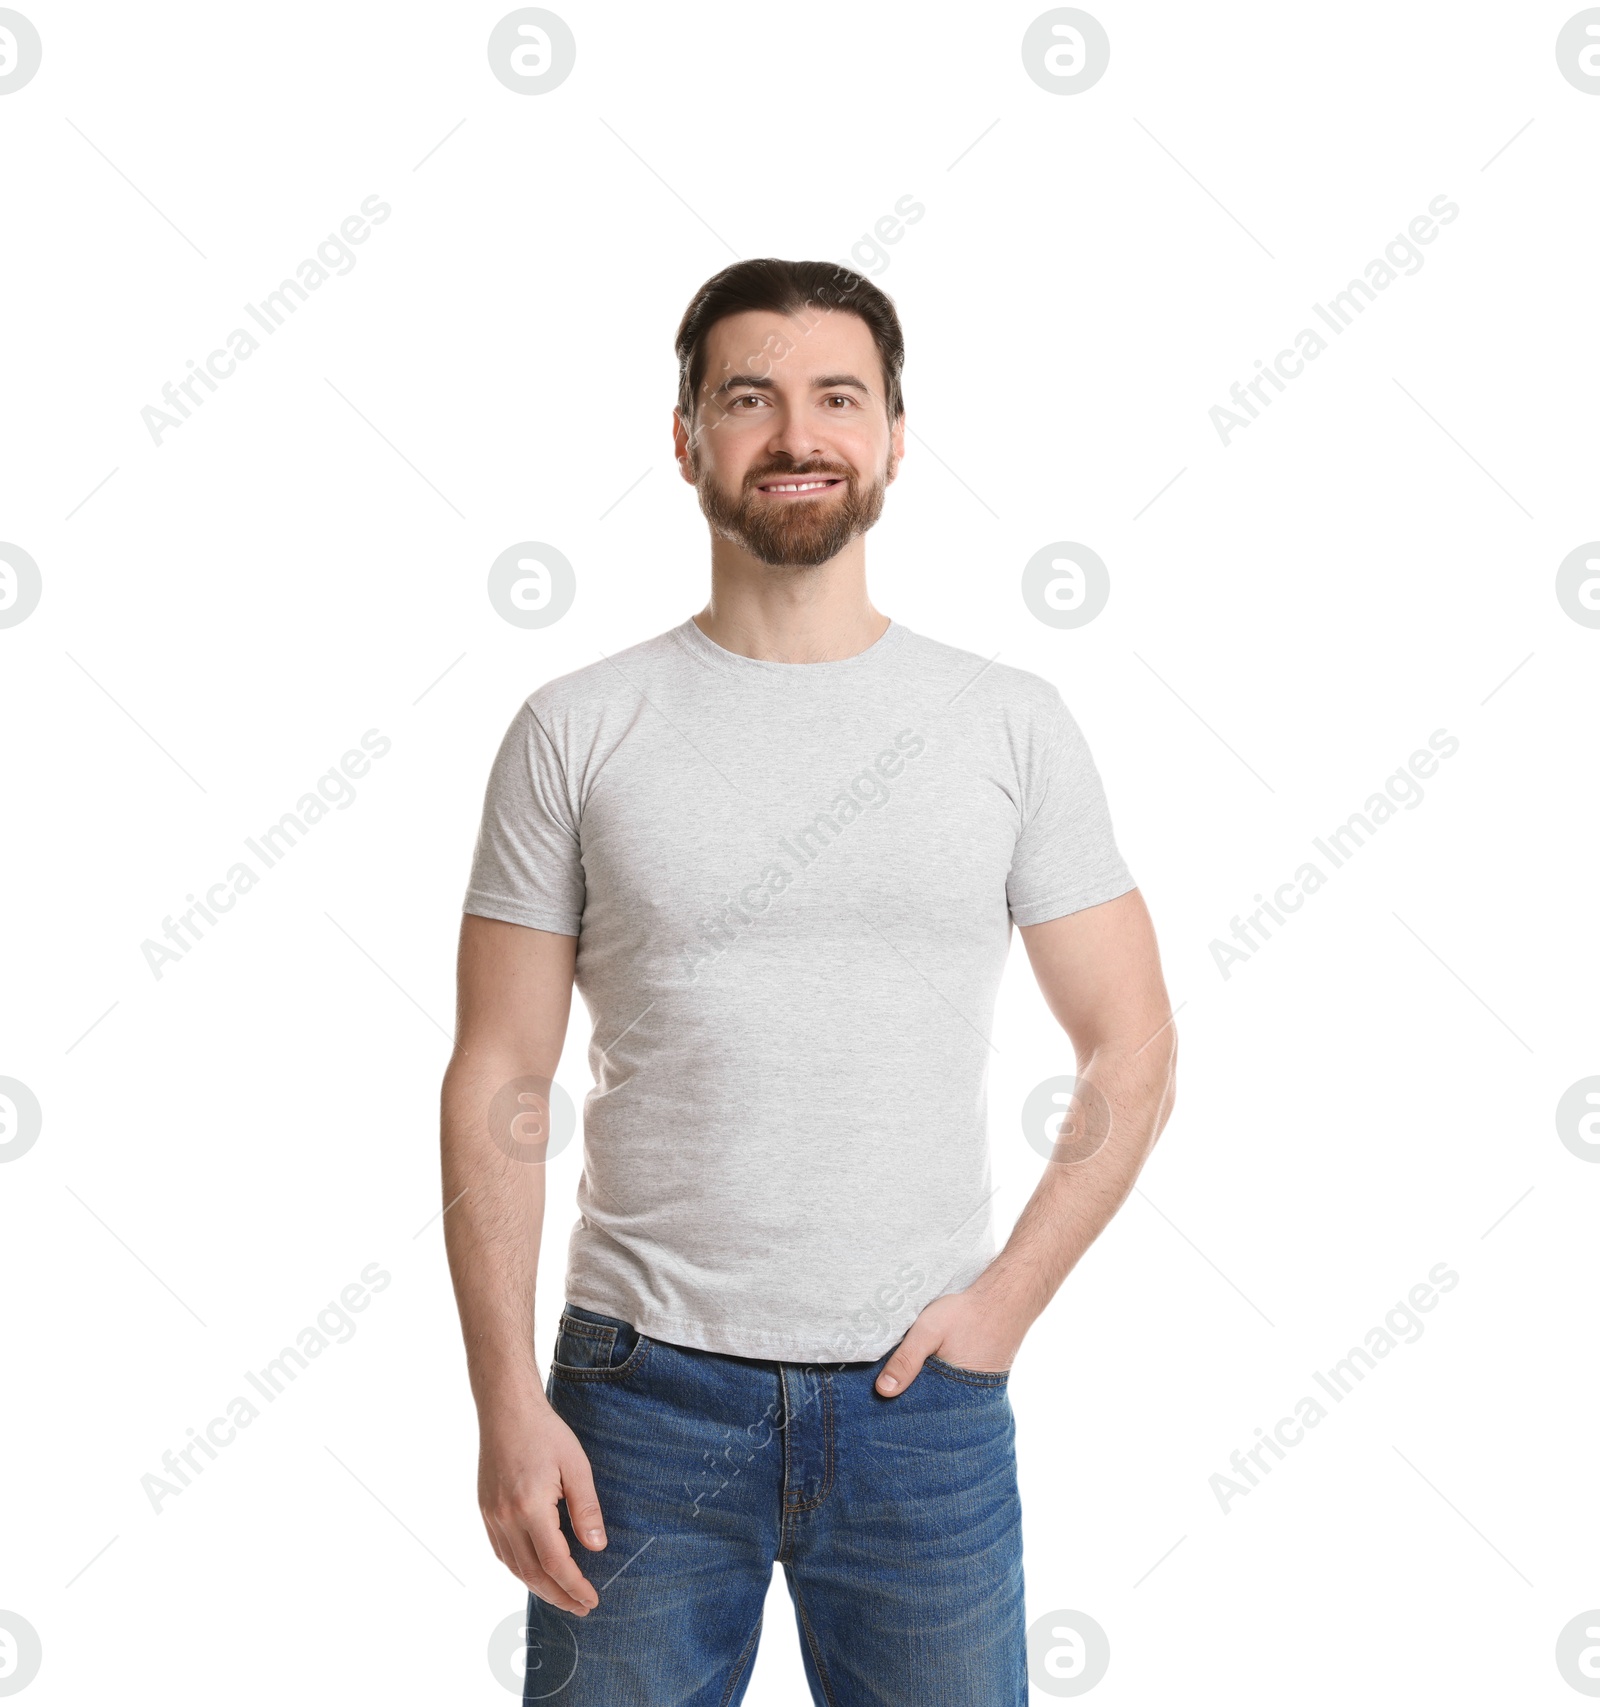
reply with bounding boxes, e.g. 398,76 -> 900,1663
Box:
776,1365 -> 795,1555
552,1318 -> 618,1371
824,1372 -> 835,1502
923,1354 -> 1010,1388
785,1369 -> 834,1514
549,1337 -> 652,1382
558,1319 -> 615,1344
792,1575 -> 840,1707
778,1366 -> 792,1478
717,1610 -> 764,1707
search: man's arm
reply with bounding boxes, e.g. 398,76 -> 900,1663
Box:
875,888 -> 1178,1395
441,913 -> 603,1614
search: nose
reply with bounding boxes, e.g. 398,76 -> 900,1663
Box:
764,404 -> 827,467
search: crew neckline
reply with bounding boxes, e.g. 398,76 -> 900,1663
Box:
672,613 -> 909,676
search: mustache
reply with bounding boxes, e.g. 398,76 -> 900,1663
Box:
743,461 -> 854,487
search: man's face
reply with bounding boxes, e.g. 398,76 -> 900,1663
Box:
675,307 -> 904,569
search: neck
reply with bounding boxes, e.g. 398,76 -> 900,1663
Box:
694,539 -> 888,663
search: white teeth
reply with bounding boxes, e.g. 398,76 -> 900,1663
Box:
765,479 -> 835,492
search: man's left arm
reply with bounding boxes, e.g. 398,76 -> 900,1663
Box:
875,888 -> 1178,1395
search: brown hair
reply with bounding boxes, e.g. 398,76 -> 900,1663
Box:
674,258 -> 906,427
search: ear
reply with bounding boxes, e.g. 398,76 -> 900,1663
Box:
887,411 -> 906,482
672,408 -> 696,483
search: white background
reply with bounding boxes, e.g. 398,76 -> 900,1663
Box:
3,2 -> 1598,1701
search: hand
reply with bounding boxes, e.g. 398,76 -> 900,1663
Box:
478,1396 -> 607,1615
874,1283 -> 1030,1397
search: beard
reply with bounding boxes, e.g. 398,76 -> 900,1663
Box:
691,451 -> 891,569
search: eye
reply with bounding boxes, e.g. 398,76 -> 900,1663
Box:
824,394 -> 857,408
728,393 -> 766,409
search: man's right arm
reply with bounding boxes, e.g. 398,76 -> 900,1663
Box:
441,912 -> 604,1616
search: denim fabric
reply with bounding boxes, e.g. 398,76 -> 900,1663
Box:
523,1303 -> 1026,1705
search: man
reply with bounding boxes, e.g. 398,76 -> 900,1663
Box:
443,258 -> 1176,1705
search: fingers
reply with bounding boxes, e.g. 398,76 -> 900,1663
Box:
875,1330 -> 934,1397
529,1507 -> 601,1613
561,1454 -> 608,1552
485,1514 -> 581,1614
484,1512 -> 597,1617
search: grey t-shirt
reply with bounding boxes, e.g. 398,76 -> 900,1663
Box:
463,615 -> 1136,1361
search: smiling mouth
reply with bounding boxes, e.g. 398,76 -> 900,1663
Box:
754,476 -> 846,498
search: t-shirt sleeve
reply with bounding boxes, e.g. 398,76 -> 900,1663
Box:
1006,692 -> 1137,927
462,699 -> 584,936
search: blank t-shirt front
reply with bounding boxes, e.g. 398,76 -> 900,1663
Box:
463,615 -> 1136,1361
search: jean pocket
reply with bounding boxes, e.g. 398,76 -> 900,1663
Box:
551,1306 -> 648,1379
923,1353 -> 1011,1389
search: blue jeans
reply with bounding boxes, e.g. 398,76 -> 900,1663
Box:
523,1303 -> 1026,1705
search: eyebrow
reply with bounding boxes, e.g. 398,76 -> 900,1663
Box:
710,372 -> 873,399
